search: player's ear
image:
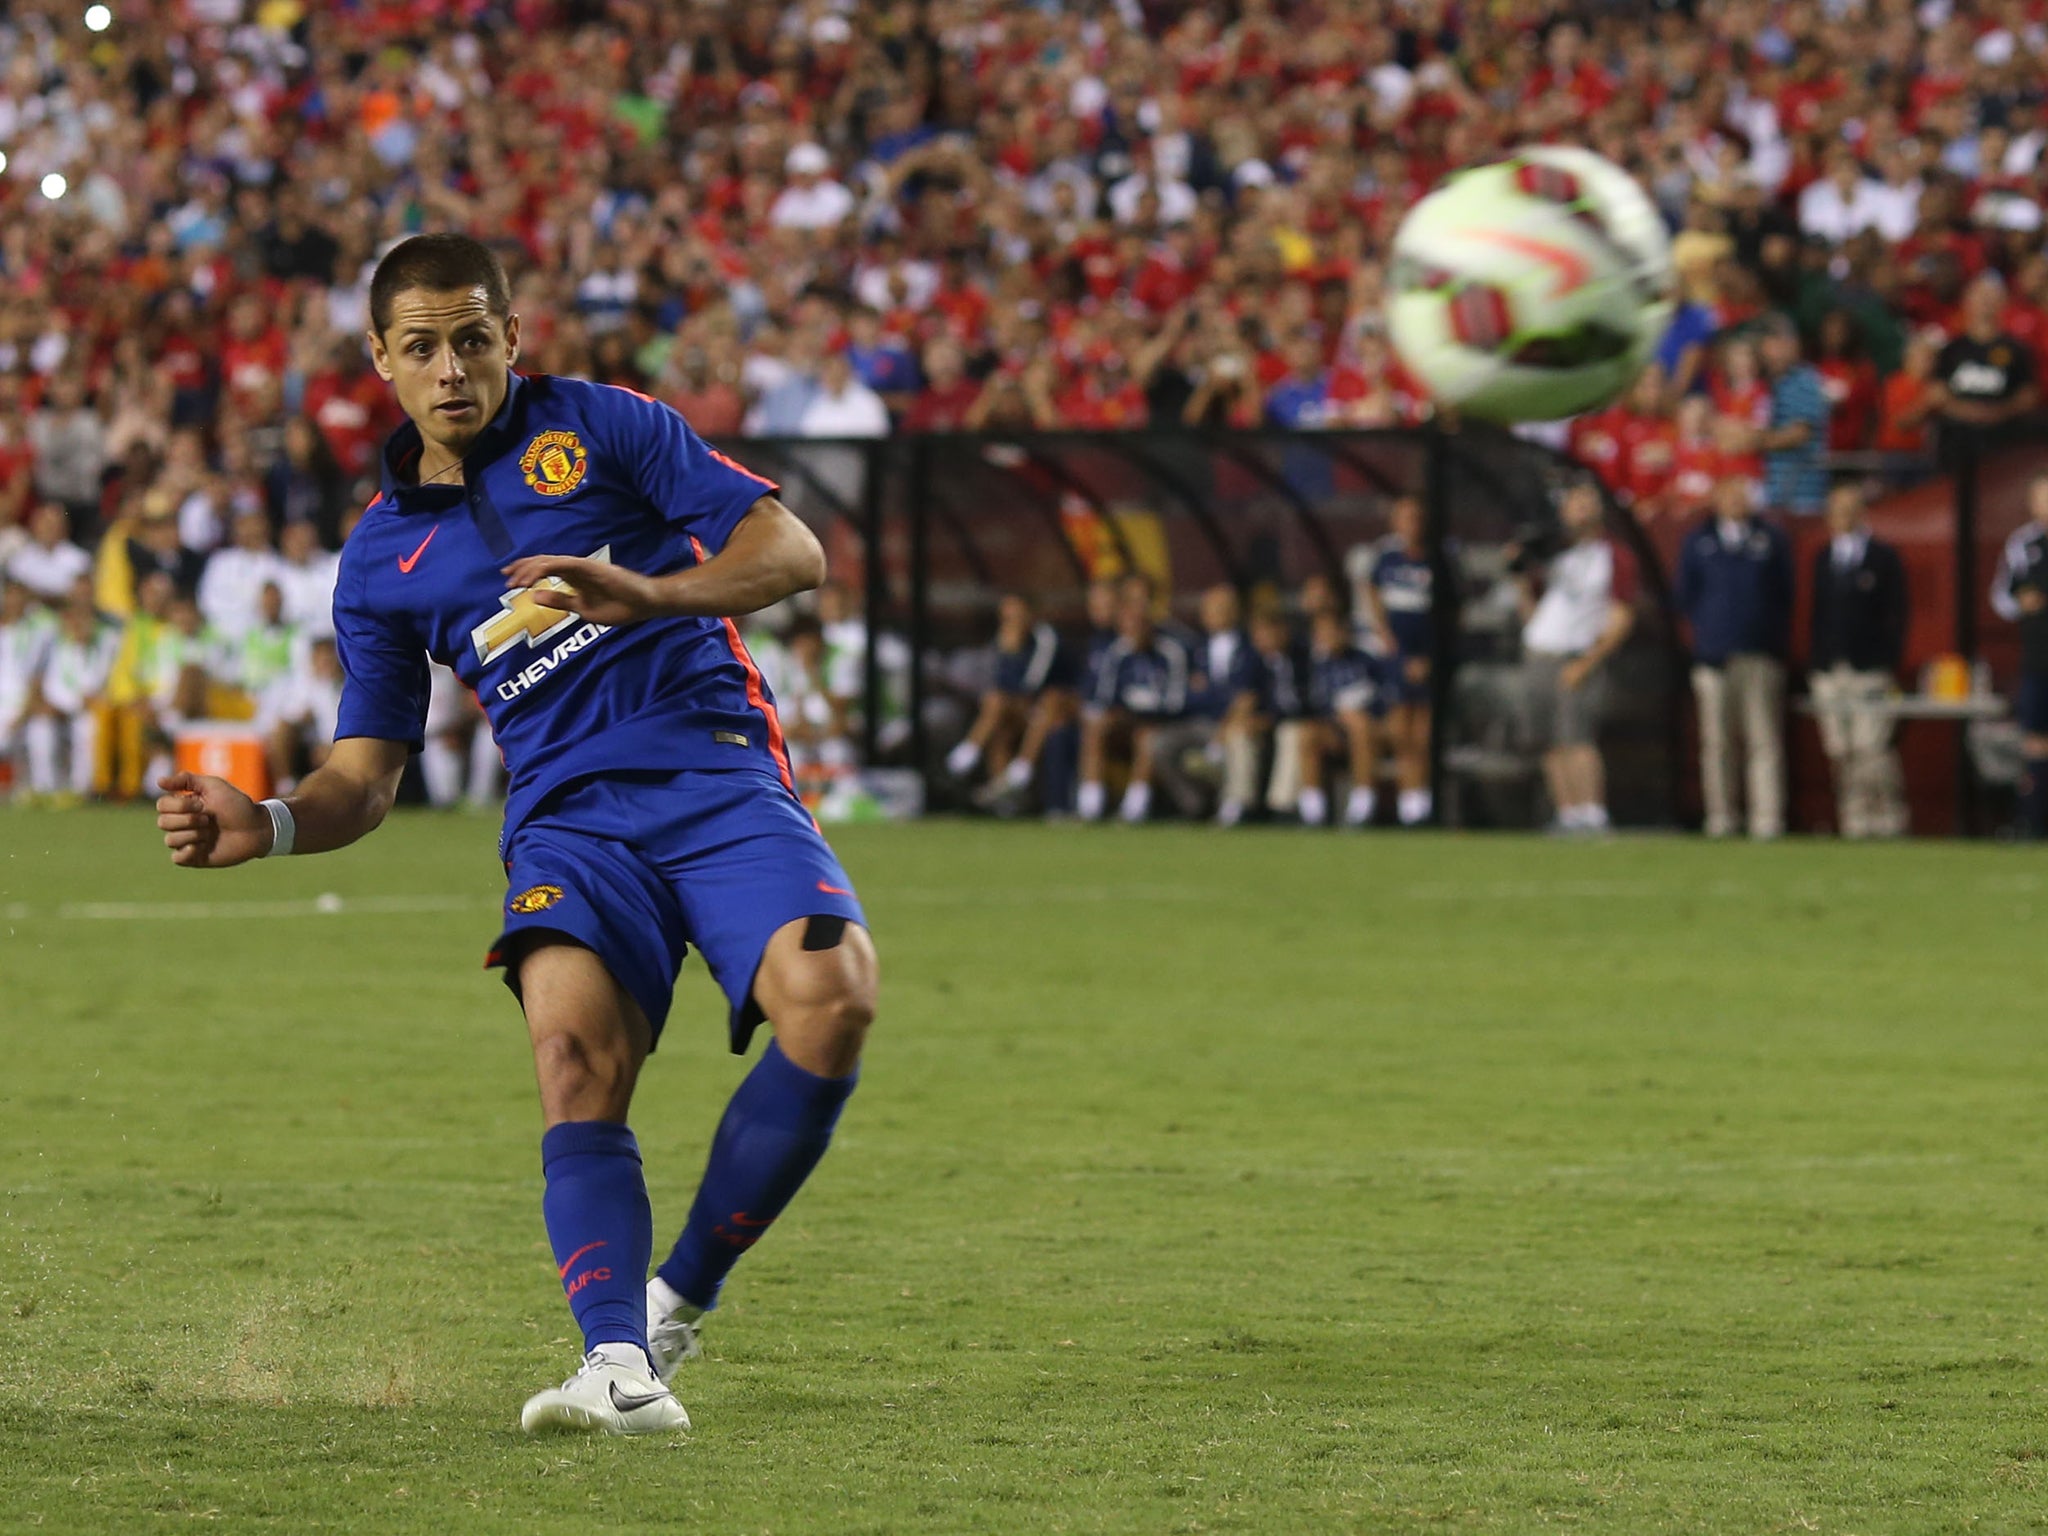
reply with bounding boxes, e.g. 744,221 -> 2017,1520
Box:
367,329 -> 394,382
503,312 -> 521,367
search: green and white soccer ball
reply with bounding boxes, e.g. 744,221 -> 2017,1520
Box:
1387,146 -> 1674,423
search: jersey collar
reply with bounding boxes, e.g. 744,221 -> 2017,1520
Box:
377,371 -> 530,505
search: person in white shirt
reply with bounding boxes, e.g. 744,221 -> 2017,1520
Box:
197,509 -> 284,641
6,502 -> 93,604
1515,481 -> 1638,833
276,518 -> 340,639
0,578 -> 56,790
267,636 -> 346,792
1797,148 -> 1886,244
24,585 -> 118,800
770,143 -> 856,232
798,352 -> 891,438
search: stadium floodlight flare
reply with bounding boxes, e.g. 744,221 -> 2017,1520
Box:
0,151 -> 8,175
1387,145 -> 1673,422
84,4 -> 112,30
39,172 -> 66,200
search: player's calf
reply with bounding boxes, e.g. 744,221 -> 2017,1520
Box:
651,917 -> 875,1327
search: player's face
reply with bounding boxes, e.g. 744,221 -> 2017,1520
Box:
370,286 -> 521,462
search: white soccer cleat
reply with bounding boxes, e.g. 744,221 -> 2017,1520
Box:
646,1279 -> 706,1385
519,1345 -> 690,1436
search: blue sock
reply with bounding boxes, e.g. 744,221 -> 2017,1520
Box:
541,1121 -> 653,1356
657,1041 -> 858,1311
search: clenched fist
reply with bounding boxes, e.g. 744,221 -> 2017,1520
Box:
155,771 -> 272,868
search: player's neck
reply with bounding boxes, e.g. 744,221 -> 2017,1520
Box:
415,441 -> 467,488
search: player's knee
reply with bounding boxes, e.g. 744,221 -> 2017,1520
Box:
530,1028 -> 634,1113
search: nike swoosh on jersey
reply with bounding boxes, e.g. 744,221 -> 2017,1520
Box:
608,1382 -> 675,1414
398,526 -> 439,573
816,881 -> 853,896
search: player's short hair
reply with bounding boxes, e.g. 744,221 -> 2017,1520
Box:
369,234 -> 511,337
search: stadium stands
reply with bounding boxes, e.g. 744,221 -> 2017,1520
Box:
0,0 -> 2040,831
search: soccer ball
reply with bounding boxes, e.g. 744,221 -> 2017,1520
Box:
1386,146 -> 1674,423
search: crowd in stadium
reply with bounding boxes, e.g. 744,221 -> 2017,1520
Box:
1,0 -> 2045,820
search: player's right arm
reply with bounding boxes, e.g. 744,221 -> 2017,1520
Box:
156,736 -> 409,867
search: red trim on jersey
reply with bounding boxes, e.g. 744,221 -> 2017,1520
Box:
690,536 -> 794,792
707,445 -> 777,490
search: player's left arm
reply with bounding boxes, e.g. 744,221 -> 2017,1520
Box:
504,496 -> 825,626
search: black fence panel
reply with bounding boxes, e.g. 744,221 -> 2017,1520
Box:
719,428 -> 1685,829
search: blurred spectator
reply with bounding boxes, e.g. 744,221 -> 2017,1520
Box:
1809,484 -> 1908,839
799,351 -> 890,439
29,374 -> 106,534
1933,273 -> 2041,463
198,511 -> 285,642
9,503 -> 92,604
1678,476 -> 1795,839
104,571 -> 181,801
268,638 -> 346,795
1079,573 -> 1191,824
1298,606 -> 1383,828
1874,331 -> 1943,456
1248,607 -> 1310,823
902,339 -> 980,434
1156,584 -> 1262,825
1991,473 -> 2048,839
1757,317 -> 1831,516
0,580 -> 54,793
0,376 -> 36,544
948,591 -> 1062,786
23,583 -> 117,803
845,312 -> 921,416
776,616 -> 854,791
233,582 -> 300,733
276,520 -> 342,641
1515,483 -> 1637,835
771,144 -> 856,232
667,342 -> 747,439
1353,496 -> 1435,826
267,418 -> 347,544
422,664 -> 502,811
1813,312 -> 1879,451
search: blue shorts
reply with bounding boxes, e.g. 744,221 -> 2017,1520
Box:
487,767 -> 865,1054
2020,672 -> 2048,735
1383,657 -> 1431,708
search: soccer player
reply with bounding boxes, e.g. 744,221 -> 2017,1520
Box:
152,235 -> 877,1437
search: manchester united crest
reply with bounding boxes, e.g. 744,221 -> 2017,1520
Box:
509,883 -> 565,914
520,430 -> 588,496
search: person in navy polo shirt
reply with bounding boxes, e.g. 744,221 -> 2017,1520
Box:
151,235 -> 876,1437
1677,472 -> 1795,837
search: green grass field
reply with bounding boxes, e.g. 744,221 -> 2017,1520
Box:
4,813 -> 2047,1534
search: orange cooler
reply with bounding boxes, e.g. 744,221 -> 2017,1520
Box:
175,722 -> 271,801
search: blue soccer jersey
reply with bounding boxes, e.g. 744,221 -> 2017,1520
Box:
333,372 -> 792,848
1370,544 -> 1433,659
332,371 -> 863,1050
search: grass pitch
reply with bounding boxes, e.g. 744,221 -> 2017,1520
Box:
3,812 -> 2046,1534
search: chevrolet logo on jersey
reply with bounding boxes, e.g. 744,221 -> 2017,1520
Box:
472,545 -> 612,664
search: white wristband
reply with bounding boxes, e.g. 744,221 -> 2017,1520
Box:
260,797 -> 296,858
